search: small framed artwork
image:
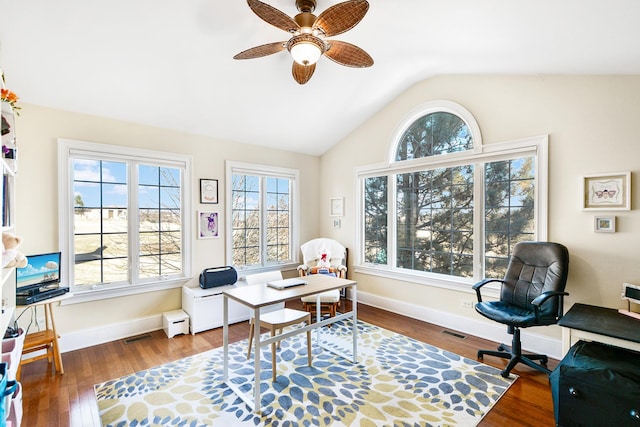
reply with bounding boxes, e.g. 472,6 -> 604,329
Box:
594,216 -> 616,233
200,179 -> 218,204
198,211 -> 219,239
582,172 -> 631,210
330,197 -> 344,217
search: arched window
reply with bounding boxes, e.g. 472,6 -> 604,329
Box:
389,100 -> 482,164
396,111 -> 473,160
358,101 -> 547,290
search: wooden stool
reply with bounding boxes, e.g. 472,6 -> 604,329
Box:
18,297 -> 66,379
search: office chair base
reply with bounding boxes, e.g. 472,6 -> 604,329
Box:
477,330 -> 551,378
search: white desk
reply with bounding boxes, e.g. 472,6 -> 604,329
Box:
222,274 -> 357,413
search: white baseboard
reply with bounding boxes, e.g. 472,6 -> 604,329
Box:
52,291 -> 562,361
58,314 -> 163,354
356,290 -> 563,360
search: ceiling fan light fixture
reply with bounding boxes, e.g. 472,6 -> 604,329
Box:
287,34 -> 325,66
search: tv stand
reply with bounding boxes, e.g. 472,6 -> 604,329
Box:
18,293 -> 72,379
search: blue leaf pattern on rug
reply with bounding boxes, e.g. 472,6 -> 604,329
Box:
95,319 -> 516,426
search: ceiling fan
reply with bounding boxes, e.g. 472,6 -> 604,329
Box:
233,0 -> 374,84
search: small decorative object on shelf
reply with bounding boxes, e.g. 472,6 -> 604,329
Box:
1,86 -> 19,174
0,88 -> 20,116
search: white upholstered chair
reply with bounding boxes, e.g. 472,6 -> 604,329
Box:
245,271 -> 311,381
297,238 -> 347,322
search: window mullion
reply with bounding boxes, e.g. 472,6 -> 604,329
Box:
129,162 -> 138,284
474,162 -> 485,279
260,176 -> 267,266
388,174 -> 397,268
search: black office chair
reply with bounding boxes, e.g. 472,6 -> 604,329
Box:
473,241 -> 569,378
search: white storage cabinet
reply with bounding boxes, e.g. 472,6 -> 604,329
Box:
162,309 -> 190,338
182,285 -> 250,334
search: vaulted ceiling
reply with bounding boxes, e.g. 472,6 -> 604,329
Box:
1,0 -> 639,155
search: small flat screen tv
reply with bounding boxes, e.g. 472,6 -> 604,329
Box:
16,252 -> 62,293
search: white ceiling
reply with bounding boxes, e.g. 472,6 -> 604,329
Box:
1,0 -> 640,155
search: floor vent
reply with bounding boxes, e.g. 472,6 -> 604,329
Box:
442,330 -> 467,339
124,334 -> 153,344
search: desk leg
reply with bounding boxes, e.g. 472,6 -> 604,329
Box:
351,285 -> 357,363
223,296 -> 229,382
315,293 -> 322,346
253,307 -> 262,413
47,303 -> 64,374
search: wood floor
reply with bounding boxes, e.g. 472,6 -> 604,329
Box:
19,300 -> 559,426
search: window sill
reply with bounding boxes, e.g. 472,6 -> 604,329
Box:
234,262 -> 301,280
353,264 -> 501,299
63,277 -> 191,305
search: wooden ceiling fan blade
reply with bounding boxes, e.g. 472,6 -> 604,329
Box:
292,62 -> 316,84
247,0 -> 300,33
233,42 -> 286,60
313,0 -> 369,37
324,40 -> 373,67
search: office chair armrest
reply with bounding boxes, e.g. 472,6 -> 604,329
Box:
531,291 -> 569,321
472,279 -> 504,302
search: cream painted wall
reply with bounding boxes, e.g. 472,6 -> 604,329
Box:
11,75 -> 640,348
13,104 -> 321,334
321,75 -> 640,339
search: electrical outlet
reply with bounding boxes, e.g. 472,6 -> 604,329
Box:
461,299 -> 473,309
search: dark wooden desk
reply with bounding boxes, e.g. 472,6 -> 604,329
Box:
558,303 -> 640,354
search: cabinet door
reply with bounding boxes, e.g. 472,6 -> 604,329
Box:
188,294 -> 250,333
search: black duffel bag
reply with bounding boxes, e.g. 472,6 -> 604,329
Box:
199,266 -> 238,289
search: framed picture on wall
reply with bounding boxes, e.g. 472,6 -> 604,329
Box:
200,179 -> 218,204
594,216 -> 616,233
582,172 -> 631,210
330,197 -> 344,217
198,211 -> 219,239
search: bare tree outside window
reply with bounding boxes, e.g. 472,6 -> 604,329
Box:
361,105 -> 539,282
231,173 -> 293,268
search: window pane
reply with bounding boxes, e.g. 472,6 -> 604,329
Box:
484,157 -> 535,278
396,112 -> 473,161
102,161 -> 126,183
396,166 -> 474,277
137,164 -> 182,278
364,176 -> 387,264
103,258 -> 128,283
138,164 -> 158,185
73,159 -> 128,288
265,177 -> 291,263
231,172 -> 294,268
232,174 -> 261,266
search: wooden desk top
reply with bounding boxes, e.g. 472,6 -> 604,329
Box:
223,275 -> 356,309
558,303 -> 640,344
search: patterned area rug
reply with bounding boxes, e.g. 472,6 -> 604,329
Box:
95,320 -> 516,426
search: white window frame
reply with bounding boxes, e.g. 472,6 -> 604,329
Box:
225,160 -> 300,275
58,139 -> 193,304
355,101 -> 548,294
